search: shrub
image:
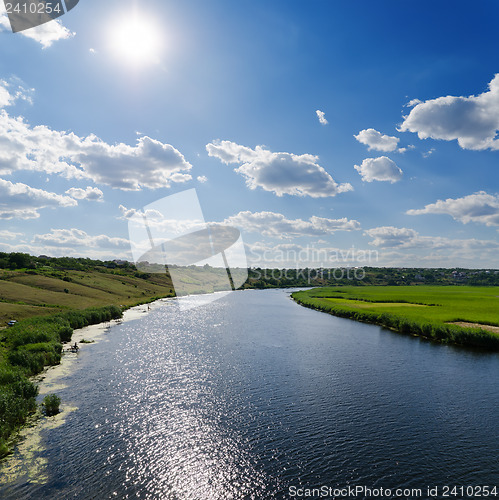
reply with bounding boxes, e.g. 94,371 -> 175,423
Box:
0,367 -> 18,385
59,326 -> 73,342
0,373 -> 39,449
42,394 -> 61,416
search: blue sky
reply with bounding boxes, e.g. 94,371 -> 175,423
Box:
1,0 -> 499,268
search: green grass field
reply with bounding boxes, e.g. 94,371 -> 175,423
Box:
292,286 -> 499,350
0,266 -> 241,325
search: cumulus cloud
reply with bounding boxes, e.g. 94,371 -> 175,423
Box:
0,230 -> 23,241
197,175 -> 208,183
206,140 -> 352,198
407,191 -> 499,227
206,140 -> 259,165
0,105 -> 192,189
400,74 -> 499,150
0,3 -> 74,48
72,136 -> 192,190
364,225 -> 499,251
66,186 -> 104,201
354,128 -> 400,152
316,109 -> 328,125
354,156 -> 403,183
0,78 -> 33,108
0,177 -> 77,219
118,204 -> 165,222
119,205 -> 359,240
364,226 -> 419,248
32,228 -> 130,249
225,211 -> 360,239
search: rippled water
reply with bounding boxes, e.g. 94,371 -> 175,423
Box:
1,289 -> 498,499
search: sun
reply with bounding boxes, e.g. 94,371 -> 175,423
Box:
109,14 -> 163,67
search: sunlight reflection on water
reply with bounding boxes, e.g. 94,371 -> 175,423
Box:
0,289 -> 498,499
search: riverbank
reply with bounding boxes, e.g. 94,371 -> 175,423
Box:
0,295 -> 177,459
0,298 -> 170,482
0,305 -> 126,457
292,286 -> 499,350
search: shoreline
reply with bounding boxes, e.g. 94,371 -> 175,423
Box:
291,290 -> 499,352
0,297 -> 173,483
36,296 -> 173,395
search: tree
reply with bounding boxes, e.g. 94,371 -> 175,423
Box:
8,253 -> 31,269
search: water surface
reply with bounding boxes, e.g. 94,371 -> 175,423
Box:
1,289 -> 498,499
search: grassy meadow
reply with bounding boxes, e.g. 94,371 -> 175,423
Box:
292,286 -> 499,350
0,266 -> 241,324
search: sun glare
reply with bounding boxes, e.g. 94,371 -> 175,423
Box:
109,14 -> 163,67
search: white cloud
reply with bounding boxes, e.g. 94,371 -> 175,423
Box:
0,3 -> 74,48
225,211 -> 360,239
65,186 -> 104,201
422,148 -> 435,158
197,175 -> 208,183
316,109 -> 328,125
400,74 -> 499,151
364,226 -> 419,248
404,99 -> 422,108
206,140 -> 258,164
0,83 -> 13,108
0,106 -> 192,190
18,20 -> 74,49
0,230 -> 23,241
32,228 -> 130,249
0,239 -> 132,261
0,78 -> 33,108
364,225 -> 499,251
72,136 -> 192,190
354,156 -> 403,183
206,140 -> 352,198
118,204 -> 164,221
354,128 -> 400,152
119,205 -> 360,240
0,177 -> 77,219
407,191 -> 499,227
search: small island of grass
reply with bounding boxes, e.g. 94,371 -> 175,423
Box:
292,285 -> 499,351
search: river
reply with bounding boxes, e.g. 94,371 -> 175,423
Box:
0,289 -> 498,499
